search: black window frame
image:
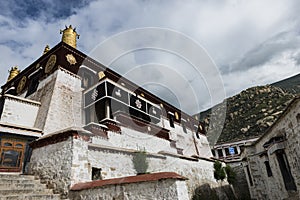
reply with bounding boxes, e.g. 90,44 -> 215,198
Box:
168,113 -> 175,128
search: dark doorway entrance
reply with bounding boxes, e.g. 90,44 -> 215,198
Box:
276,150 -> 297,191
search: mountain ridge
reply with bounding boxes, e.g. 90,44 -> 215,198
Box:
198,73 -> 300,146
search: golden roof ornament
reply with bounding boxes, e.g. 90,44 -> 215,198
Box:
60,25 -> 80,49
7,66 -> 20,82
43,45 -> 50,54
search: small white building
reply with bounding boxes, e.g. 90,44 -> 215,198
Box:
242,96 -> 300,200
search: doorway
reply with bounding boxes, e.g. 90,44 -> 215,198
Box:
276,149 -> 297,191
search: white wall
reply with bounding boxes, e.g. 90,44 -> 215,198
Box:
0,94 -> 40,128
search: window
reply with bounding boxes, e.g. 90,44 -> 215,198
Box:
92,167 -> 102,180
217,149 -> 223,158
225,148 -> 230,156
182,121 -> 187,133
234,146 -> 238,154
168,113 -> 175,128
194,125 -> 200,139
264,161 -> 272,177
227,146 -> 238,155
25,71 -> 41,97
4,143 -> 12,147
296,113 -> 300,123
246,165 -> 253,186
82,72 -> 94,89
211,150 -> 216,157
0,139 -> 26,172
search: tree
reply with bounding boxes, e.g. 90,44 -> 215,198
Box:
224,165 -> 236,185
214,161 -> 226,181
213,161 -> 236,184
132,150 -> 149,175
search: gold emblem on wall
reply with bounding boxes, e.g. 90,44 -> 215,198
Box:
175,112 -> 179,120
199,124 -> 203,131
66,54 -> 77,65
17,76 -> 27,94
98,71 -> 106,80
45,55 -> 57,74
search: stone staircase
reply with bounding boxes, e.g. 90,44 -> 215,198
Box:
0,174 -> 61,200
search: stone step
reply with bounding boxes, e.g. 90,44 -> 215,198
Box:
0,178 -> 41,185
0,182 -> 46,190
0,174 -> 62,199
0,174 -> 36,180
0,194 -> 61,200
0,188 -> 53,195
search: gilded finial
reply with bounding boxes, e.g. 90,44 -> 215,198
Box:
60,25 -> 80,49
43,45 -> 50,55
7,66 -> 21,82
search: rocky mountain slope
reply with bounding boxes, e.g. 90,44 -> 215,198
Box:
199,73 -> 299,146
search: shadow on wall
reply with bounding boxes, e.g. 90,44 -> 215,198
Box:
192,183 -> 245,200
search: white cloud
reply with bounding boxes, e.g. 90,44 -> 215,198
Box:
224,49 -> 300,95
0,0 -> 299,113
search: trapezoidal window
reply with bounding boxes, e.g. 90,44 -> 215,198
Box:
78,67 -> 96,89
264,161 -> 273,177
296,113 -> 300,123
246,165 -> 253,186
194,126 -> 200,139
25,73 -> 40,97
217,149 -> 223,158
168,113 -> 175,128
182,121 -> 187,133
92,167 -> 102,180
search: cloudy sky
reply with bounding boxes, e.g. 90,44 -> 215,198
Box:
0,0 -> 300,114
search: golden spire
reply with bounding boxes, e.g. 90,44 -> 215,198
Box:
7,66 -> 20,82
60,25 -> 80,49
43,45 -> 50,54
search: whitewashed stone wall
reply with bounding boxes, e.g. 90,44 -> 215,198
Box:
161,117 -> 212,158
28,68 -> 82,135
243,98 -> 300,199
71,138 -> 91,185
87,142 -> 217,198
28,70 -> 57,130
0,94 -> 40,128
29,137 -> 73,198
107,127 -> 177,154
92,126 -> 211,159
69,179 -> 189,200
29,132 -> 229,199
88,144 -> 165,179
